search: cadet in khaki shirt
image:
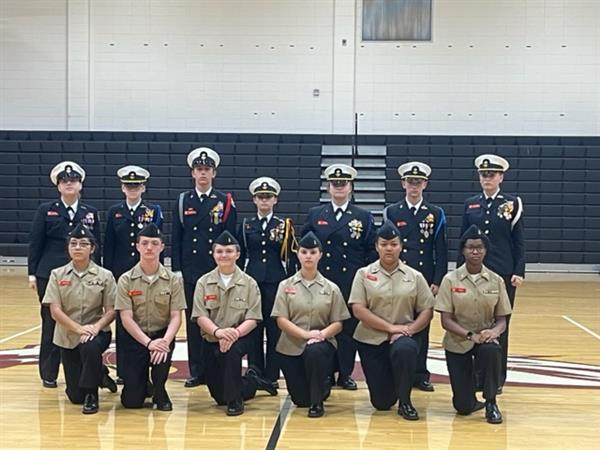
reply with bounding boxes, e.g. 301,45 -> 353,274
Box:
272,232 -> 350,418
349,221 -> 434,421
192,231 -> 277,417
436,225 -> 512,425
115,224 -> 185,411
42,224 -> 116,415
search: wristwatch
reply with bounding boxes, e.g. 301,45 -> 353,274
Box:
466,331 -> 474,340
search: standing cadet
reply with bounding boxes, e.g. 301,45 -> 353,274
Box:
383,162 -> 448,392
104,165 -> 163,383
436,225 -> 511,424
302,164 -> 377,390
238,177 -> 297,387
271,232 -> 349,418
42,224 -> 116,414
171,147 -> 237,388
349,221 -> 434,421
459,154 -> 525,392
192,231 -> 277,416
115,224 -> 185,411
28,161 -> 106,388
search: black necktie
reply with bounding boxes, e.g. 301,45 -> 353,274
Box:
66,206 -> 74,219
486,197 -> 493,208
260,217 -> 268,230
409,206 -> 417,215
200,194 -> 208,202
335,208 -> 343,221
129,208 -> 135,216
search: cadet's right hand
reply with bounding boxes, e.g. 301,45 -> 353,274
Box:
28,279 -> 37,291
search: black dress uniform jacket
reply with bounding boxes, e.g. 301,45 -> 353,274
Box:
29,200 -> 101,279
171,189 -> 237,281
104,201 -> 164,279
383,199 -> 448,286
238,215 -> 295,283
302,204 -> 377,299
458,192 -> 525,277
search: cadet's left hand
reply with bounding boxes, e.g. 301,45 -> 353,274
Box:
150,350 -> 169,365
479,329 -> 500,342
219,339 -> 233,353
511,275 -> 524,287
430,284 -> 439,295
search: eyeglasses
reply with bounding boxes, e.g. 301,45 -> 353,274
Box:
69,241 -> 91,248
464,245 -> 485,252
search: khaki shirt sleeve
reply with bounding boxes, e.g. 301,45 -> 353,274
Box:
102,273 -> 117,309
115,275 -> 132,311
329,284 -> 351,323
191,278 -> 208,320
434,275 -> 454,313
42,270 -> 61,305
170,275 -> 186,311
348,268 -> 367,306
244,278 -> 262,322
270,282 -> 289,319
494,277 -> 512,317
414,272 -> 435,312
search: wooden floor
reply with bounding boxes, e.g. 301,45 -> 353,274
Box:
1,267 -> 599,450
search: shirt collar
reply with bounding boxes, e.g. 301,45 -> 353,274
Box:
292,271 -> 327,287
126,200 -> 142,211
405,198 -> 423,211
130,263 -> 169,281
257,212 -> 273,222
331,201 -> 349,212
371,259 -> 407,276
62,199 -> 79,211
456,263 -> 491,281
65,260 -> 98,276
482,189 -> 501,201
207,266 -> 245,286
195,187 -> 212,198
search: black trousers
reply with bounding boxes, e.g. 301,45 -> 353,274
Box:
357,335 -> 420,409
413,323 -> 431,384
278,341 -> 335,407
115,314 -> 125,378
246,282 -> 281,382
445,343 -> 501,413
119,327 -> 174,408
60,330 -> 111,404
37,277 -> 61,381
499,274 -> 516,385
204,336 -> 258,405
184,280 -> 205,379
335,312 -> 358,379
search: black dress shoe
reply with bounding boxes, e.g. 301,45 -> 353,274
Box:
246,368 -> 278,396
485,401 -> 503,424
82,393 -> 99,414
116,377 -> 124,385
398,402 -> 419,421
269,380 -> 280,390
337,376 -> 358,391
226,399 -> 244,416
100,372 -> 118,393
42,379 -> 57,388
496,385 -> 503,395
154,396 -> 173,412
308,402 -> 325,418
184,376 -> 205,388
415,380 -> 435,392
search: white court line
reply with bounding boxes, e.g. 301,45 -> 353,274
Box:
0,325 -> 41,344
562,315 -> 600,341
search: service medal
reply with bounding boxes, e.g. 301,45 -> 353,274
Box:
348,219 -> 363,239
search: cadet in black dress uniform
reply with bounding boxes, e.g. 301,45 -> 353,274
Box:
42,224 -> 116,414
272,232 -> 349,418
192,231 -> 277,416
28,161 -> 103,388
436,225 -> 511,424
383,162 -> 448,392
171,147 -> 237,388
238,177 -> 297,386
459,154 -> 525,391
104,165 -> 163,383
301,164 -> 377,390
349,221 -> 435,421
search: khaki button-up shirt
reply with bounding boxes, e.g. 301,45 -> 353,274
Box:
271,271 -> 350,356
115,263 -> 186,334
191,267 -> 262,343
349,260 -> 434,345
435,264 -> 512,354
42,261 -> 116,349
